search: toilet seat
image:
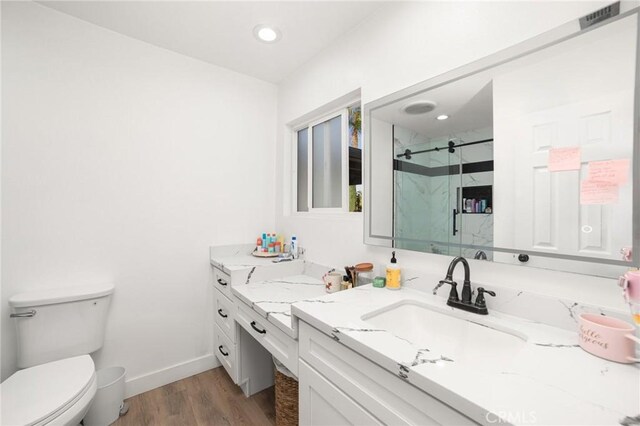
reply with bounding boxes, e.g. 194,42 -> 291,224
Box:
1,355 -> 96,426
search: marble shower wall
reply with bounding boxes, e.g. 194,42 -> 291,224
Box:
457,137 -> 494,259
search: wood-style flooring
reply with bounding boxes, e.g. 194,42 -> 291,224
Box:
113,367 -> 276,426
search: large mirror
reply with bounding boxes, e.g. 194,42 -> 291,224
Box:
364,5 -> 639,277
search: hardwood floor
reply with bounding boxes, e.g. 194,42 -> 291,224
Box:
113,367 -> 276,426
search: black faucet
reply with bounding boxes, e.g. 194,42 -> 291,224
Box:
433,256 -> 495,315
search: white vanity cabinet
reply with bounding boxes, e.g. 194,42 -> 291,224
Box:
298,321 -> 477,426
209,248 -> 305,396
211,265 -> 275,397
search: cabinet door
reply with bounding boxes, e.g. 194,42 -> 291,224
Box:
215,290 -> 236,343
213,267 -> 233,299
214,324 -> 237,383
299,360 -> 382,426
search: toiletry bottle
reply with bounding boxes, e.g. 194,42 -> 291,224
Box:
262,233 -> 267,249
341,276 -> 350,291
290,235 -> 298,259
386,251 -> 401,290
256,237 -> 262,252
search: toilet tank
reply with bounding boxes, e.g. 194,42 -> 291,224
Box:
9,283 -> 114,368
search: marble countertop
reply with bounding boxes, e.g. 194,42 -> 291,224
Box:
211,254 -> 290,272
292,283 -> 640,426
209,243 -> 292,270
232,274 -> 328,338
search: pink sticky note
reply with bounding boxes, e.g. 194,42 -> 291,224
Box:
580,180 -> 619,205
587,159 -> 631,185
548,147 -> 581,172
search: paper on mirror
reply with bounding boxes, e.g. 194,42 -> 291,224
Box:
548,147 -> 581,172
580,180 -> 619,205
587,159 -> 631,185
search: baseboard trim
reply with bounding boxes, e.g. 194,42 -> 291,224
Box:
125,354 -> 220,398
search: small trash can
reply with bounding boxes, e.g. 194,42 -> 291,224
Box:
273,358 -> 298,426
83,367 -> 126,426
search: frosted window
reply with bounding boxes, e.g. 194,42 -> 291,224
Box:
297,128 -> 309,212
312,116 -> 342,208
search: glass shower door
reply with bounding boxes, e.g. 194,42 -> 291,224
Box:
392,127 -> 462,255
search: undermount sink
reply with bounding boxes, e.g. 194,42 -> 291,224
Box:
362,300 -> 528,364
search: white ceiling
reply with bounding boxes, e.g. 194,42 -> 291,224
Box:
37,1 -> 387,83
372,73 -> 494,140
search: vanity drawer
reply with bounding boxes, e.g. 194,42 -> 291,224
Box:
236,301 -> 298,376
213,267 -> 232,299
215,291 -> 236,343
215,323 -> 237,383
299,322 -> 476,426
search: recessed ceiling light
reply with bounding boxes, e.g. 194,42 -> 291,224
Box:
253,25 -> 281,43
436,114 -> 449,120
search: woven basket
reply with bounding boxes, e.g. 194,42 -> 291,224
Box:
275,370 -> 299,426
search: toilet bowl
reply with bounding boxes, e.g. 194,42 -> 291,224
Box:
1,355 -> 97,426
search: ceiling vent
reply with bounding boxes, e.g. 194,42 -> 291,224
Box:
402,101 -> 437,115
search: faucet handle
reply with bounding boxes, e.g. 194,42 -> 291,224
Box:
434,279 -> 460,302
474,287 -> 496,308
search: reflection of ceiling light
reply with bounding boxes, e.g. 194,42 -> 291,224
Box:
402,101 -> 436,115
253,25 -> 281,43
436,114 -> 449,120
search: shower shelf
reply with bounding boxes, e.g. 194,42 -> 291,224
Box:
458,184 -> 492,214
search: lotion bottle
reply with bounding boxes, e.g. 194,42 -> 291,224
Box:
386,251 -> 401,290
290,235 -> 298,259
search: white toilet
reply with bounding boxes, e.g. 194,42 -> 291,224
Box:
1,283 -> 114,426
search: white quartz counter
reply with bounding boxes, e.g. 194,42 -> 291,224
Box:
210,244 -> 300,274
292,283 -> 640,426
232,274 -> 327,338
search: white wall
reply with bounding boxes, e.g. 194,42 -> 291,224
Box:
1,1 -> 277,393
275,1 -> 631,311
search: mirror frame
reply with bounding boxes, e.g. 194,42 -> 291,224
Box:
363,4 -> 640,271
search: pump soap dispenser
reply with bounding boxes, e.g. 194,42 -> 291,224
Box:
386,251 -> 401,290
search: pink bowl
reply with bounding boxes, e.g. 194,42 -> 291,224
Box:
578,314 -> 640,363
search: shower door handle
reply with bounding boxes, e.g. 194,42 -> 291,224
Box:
452,209 -> 458,236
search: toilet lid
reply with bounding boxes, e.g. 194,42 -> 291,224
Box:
1,355 -> 95,426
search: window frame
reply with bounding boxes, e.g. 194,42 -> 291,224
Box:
292,102 -> 360,215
